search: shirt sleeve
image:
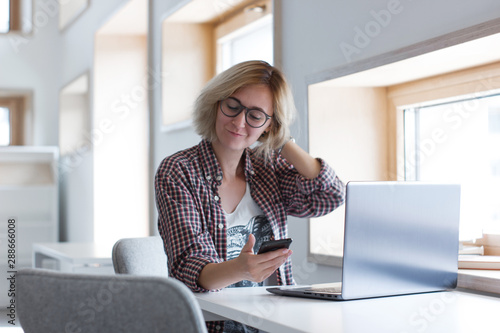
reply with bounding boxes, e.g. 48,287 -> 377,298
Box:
155,160 -> 221,292
276,156 -> 346,218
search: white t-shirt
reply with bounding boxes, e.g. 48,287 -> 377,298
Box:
224,183 -> 275,288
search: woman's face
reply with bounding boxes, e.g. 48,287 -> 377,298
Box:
214,84 -> 274,153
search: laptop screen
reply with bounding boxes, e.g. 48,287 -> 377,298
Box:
341,182 -> 460,300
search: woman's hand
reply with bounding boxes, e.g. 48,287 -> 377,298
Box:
198,234 -> 292,290
236,234 -> 292,283
280,139 -> 321,179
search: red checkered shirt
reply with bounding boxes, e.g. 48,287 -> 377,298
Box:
155,139 -> 345,292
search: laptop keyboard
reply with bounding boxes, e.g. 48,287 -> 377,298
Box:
306,286 -> 342,294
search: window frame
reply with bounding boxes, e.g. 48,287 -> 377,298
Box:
0,0 -> 22,33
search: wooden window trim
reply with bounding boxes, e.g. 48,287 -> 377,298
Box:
9,0 -> 21,31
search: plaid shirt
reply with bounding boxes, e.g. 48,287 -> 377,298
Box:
155,139 -> 345,293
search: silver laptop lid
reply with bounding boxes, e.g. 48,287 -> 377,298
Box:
341,181 -> 460,300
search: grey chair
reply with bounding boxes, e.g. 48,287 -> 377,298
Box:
112,236 -> 168,277
17,268 -> 207,333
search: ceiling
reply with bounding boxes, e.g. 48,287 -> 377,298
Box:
97,0 -> 256,35
166,0 -> 254,23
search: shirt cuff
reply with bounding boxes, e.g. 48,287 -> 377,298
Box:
179,257 -> 215,293
296,158 -> 338,194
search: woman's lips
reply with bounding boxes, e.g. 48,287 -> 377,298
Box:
228,130 -> 245,137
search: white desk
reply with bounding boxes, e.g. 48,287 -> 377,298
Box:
33,242 -> 114,274
195,286 -> 500,332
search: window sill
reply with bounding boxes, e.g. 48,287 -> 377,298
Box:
458,269 -> 500,295
310,253 -> 500,295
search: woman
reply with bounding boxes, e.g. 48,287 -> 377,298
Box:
155,60 -> 345,331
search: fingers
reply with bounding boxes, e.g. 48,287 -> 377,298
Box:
268,249 -> 292,268
242,234 -> 256,254
254,249 -> 292,281
259,247 -> 292,261
237,235 -> 293,282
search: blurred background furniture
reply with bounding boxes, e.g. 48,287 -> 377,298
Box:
33,242 -> 114,274
112,236 -> 168,277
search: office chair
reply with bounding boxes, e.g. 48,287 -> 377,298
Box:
112,236 -> 168,277
17,268 -> 207,333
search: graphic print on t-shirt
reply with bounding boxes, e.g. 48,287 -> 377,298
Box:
227,214 -> 273,288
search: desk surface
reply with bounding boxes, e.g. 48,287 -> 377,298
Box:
33,242 -> 113,264
195,286 -> 500,333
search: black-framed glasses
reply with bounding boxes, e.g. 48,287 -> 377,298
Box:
219,97 -> 272,128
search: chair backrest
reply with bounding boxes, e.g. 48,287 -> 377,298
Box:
17,268 -> 207,333
112,236 -> 168,277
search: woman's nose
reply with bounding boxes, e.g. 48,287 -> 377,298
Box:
232,110 -> 247,128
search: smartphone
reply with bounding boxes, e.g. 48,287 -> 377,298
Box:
257,238 -> 293,254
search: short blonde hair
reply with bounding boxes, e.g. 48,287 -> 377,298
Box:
193,60 -> 296,158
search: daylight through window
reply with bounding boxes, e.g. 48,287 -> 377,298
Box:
0,0 -> 10,33
404,92 -> 500,240
0,107 -> 10,145
217,14 -> 273,73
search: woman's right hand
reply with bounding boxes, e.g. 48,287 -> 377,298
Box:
236,234 -> 292,283
198,234 -> 292,290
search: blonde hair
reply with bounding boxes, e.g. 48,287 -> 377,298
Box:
193,60 -> 296,159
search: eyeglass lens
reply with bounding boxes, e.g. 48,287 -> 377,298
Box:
221,98 -> 270,128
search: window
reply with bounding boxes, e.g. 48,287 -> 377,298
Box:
0,0 -> 10,33
0,0 -> 26,33
404,92 -> 500,239
0,107 -> 10,145
217,13 -> 273,73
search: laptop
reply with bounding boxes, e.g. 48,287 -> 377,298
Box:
267,181 -> 461,301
